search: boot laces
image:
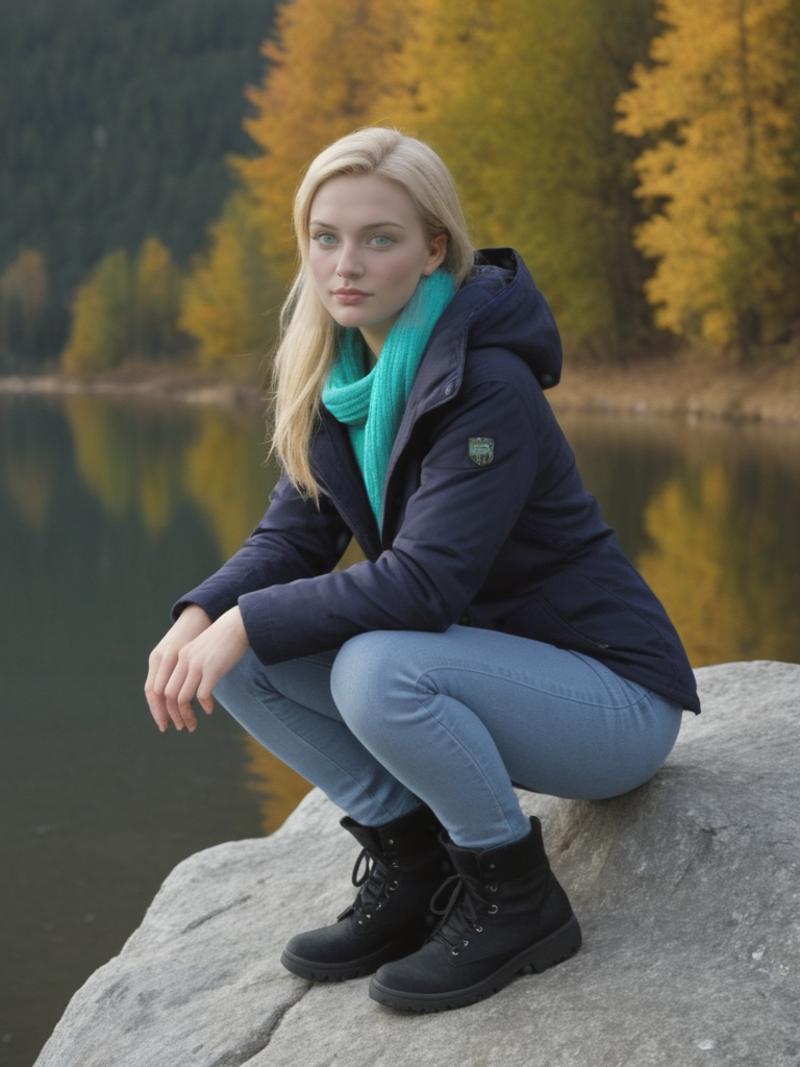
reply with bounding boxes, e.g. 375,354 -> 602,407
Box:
343,846 -> 400,924
429,871 -> 496,955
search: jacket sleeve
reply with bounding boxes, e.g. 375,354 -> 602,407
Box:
170,466 -> 352,623
237,376 -> 539,664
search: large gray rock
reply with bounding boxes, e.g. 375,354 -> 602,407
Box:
36,662 -> 800,1067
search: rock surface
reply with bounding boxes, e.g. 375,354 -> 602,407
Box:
35,661 -> 800,1067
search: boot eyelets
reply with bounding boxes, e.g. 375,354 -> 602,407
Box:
387,838 -> 395,845
488,904 -> 499,914
462,938 -> 470,947
391,860 -> 400,869
486,883 -> 498,893
451,949 -> 459,957
473,924 -> 484,933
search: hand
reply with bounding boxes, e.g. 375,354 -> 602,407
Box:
145,604 -> 212,732
153,606 -> 250,734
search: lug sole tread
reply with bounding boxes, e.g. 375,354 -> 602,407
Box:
280,935 -> 427,983
369,914 -> 582,1013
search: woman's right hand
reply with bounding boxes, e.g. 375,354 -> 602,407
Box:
144,604 -> 212,733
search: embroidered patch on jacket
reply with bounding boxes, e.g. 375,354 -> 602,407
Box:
468,437 -> 495,466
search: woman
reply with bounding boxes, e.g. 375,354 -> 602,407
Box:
144,126 -> 700,1014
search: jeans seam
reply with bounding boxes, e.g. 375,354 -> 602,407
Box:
415,662 -> 653,713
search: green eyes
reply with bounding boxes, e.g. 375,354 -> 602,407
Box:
311,233 -> 394,248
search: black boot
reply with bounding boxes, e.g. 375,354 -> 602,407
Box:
280,805 -> 452,982
368,815 -> 581,1012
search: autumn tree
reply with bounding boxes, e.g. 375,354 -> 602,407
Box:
133,236 -> 184,359
179,192 -> 275,373
615,0 -> 800,358
0,247 -> 51,365
376,0 -> 664,358
62,250 -> 134,376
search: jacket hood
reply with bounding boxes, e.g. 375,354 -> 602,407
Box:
434,247 -> 562,390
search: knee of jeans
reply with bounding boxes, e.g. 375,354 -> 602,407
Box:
330,631 -> 396,736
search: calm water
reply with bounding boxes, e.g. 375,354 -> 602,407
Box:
2,393 -> 799,1066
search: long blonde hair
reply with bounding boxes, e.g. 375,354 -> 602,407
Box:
266,126 -> 475,507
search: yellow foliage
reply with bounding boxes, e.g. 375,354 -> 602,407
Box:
374,0 -> 657,353
179,193 -> 274,373
615,0 -> 800,352
1,247 -> 48,311
62,250 -> 134,376
134,236 -> 183,359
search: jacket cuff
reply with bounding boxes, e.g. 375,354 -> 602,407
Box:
170,587 -> 235,624
238,584 -> 342,665
237,588 -> 280,663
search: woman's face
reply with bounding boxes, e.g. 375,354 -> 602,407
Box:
307,173 -> 448,358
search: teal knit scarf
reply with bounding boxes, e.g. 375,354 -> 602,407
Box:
321,268 -> 457,530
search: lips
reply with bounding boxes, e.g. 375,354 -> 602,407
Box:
333,290 -> 371,305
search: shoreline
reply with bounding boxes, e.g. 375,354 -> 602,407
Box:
549,352 -> 800,425
2,353 -> 800,424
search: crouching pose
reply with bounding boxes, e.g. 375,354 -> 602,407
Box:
144,126 -> 700,1014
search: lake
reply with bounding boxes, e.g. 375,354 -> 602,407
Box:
2,392 -> 799,1066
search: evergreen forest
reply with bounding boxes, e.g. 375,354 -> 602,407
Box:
0,0 -> 278,366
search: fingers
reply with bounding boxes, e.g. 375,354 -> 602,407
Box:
144,649 -> 174,733
175,664 -> 204,732
196,683 -> 215,716
145,645 -> 200,733
163,652 -> 196,732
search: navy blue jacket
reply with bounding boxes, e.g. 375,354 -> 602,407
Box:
173,248 -> 701,714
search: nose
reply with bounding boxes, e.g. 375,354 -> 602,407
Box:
335,241 -> 364,280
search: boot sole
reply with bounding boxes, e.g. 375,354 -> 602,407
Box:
368,914 -> 582,1013
280,934 -> 426,983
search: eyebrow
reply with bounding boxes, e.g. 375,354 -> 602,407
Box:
309,220 -> 406,231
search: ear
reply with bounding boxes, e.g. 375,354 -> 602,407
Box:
423,231 -> 449,275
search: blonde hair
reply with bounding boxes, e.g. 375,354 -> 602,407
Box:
265,126 -> 475,506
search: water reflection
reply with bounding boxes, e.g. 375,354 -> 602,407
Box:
181,408 -> 272,558
558,410 -> 800,667
62,394 -> 192,536
3,394 -> 303,826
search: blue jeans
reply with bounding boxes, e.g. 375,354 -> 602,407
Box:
213,624 -> 684,849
